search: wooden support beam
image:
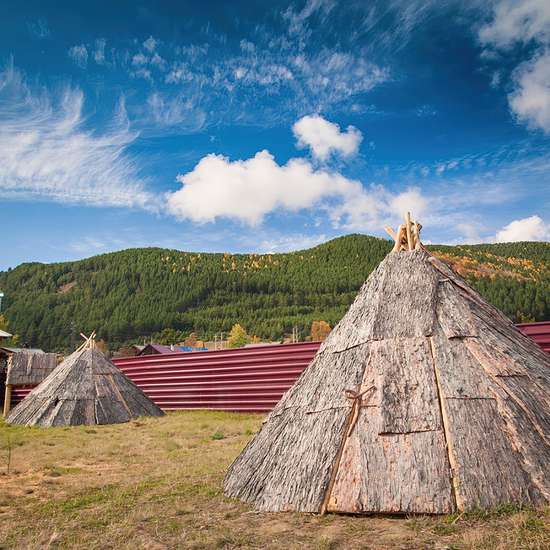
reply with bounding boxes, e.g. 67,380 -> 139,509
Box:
384,226 -> 397,240
413,222 -> 421,250
405,211 -> 413,251
392,225 -> 405,252
3,384 -> 12,417
387,214 -> 423,252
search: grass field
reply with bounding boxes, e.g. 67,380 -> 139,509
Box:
0,411 -> 548,549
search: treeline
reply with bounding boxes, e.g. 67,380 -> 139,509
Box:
0,235 -> 548,352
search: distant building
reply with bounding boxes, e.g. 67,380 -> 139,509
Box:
137,343 -> 207,356
0,329 -> 12,341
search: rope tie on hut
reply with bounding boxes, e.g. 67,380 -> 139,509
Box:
319,384 -> 376,515
344,385 -> 375,438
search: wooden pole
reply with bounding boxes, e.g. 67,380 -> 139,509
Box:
405,212 -> 413,251
392,225 -> 405,251
3,384 -> 12,417
414,222 -> 421,250
384,226 -> 397,240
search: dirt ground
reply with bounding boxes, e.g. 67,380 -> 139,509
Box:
0,411 -> 548,549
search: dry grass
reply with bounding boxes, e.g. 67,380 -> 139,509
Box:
0,411 -> 548,549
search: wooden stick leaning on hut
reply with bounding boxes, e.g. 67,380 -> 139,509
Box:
2,378 -> 12,418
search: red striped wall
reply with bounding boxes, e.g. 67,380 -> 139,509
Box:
9,322 -> 549,412
516,321 -> 550,353
112,342 -> 319,412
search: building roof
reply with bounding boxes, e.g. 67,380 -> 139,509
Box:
0,347 -> 44,355
0,329 -> 12,338
138,343 -> 181,355
6,350 -> 58,386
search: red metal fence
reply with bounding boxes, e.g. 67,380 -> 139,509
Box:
112,342 -> 320,412
516,321 -> 550,353
9,322 -> 550,412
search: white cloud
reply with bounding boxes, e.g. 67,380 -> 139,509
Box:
456,221 -> 485,243
479,0 -> 550,49
495,215 -> 550,242
143,36 -> 158,52
292,115 -> 362,160
389,188 -> 428,220
166,148 -> 428,231
167,150 -> 359,225
0,62 -> 155,211
68,45 -> 88,68
509,51 -> 550,132
479,0 -> 550,133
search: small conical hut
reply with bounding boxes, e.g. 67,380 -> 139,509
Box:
6,333 -> 164,426
224,214 -> 550,514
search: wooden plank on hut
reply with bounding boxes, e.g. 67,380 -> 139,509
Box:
326,336 -> 453,514
327,406 -> 454,514
270,344 -> 372,417
225,406 -> 349,512
430,333 -> 494,399
493,395 -> 549,501
321,250 -> 439,352
436,281 -> 479,339
373,338 -> 441,433
371,251 -> 439,340
442,398 -> 544,509
225,343 -> 374,512
491,376 -> 550,440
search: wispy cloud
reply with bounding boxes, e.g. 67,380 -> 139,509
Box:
143,91 -> 206,133
75,4 -> 392,131
143,36 -> 158,53
93,38 -> 107,65
68,44 -> 88,68
259,233 -> 329,253
27,19 -> 51,39
0,61 -> 156,211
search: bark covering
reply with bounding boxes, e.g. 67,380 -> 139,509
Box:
6,347 -> 164,426
224,249 -> 550,513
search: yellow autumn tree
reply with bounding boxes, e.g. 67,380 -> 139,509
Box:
184,332 -> 198,347
227,324 -> 250,348
310,320 -> 332,342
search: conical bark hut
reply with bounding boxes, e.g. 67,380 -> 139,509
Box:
6,335 -> 164,426
224,216 -> 550,514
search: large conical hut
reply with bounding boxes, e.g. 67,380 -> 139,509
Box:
6,333 -> 164,426
224,214 -> 550,514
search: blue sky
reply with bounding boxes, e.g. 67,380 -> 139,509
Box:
1,0 -> 549,270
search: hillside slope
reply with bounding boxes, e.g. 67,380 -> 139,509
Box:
0,235 -> 548,351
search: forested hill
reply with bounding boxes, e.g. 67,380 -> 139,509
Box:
1,234 -> 548,352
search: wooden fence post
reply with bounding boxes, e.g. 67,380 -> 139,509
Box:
3,384 -> 12,417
